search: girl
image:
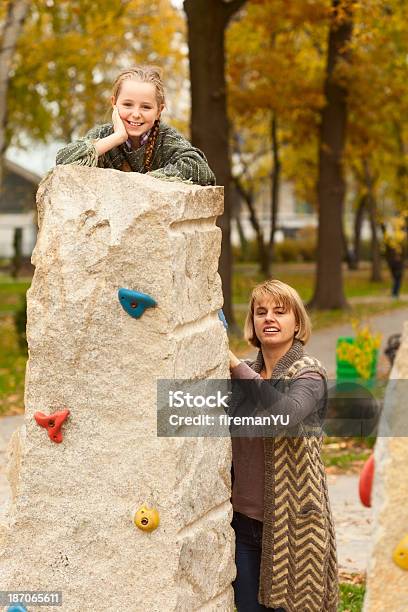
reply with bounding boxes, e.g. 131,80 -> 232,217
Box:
56,66 -> 216,186
228,279 -> 338,612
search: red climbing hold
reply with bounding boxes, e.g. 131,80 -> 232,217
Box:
359,453 -> 374,507
34,410 -> 70,443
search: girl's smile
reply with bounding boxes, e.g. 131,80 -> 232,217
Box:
112,80 -> 164,145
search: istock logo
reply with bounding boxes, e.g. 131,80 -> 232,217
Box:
168,390 -> 229,409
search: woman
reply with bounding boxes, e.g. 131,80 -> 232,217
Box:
228,279 -> 338,612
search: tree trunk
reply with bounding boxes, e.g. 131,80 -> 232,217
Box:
0,0 -> 30,188
309,0 -> 353,310
394,122 -> 408,212
268,112 -> 280,272
235,212 -> 248,256
231,181 -> 248,256
184,0 -> 247,326
234,178 -> 269,275
341,223 -> 354,269
368,205 -> 382,282
364,161 -> 382,282
351,193 -> 366,269
11,226 -> 22,279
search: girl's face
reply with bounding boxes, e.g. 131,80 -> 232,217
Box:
253,298 -> 298,352
112,80 -> 164,142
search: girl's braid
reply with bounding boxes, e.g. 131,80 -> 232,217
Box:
143,118 -> 160,172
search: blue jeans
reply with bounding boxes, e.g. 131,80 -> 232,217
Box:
232,511 -> 286,612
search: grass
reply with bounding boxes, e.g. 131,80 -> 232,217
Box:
338,582 -> 366,611
0,274 -> 30,416
322,438 -> 373,472
232,261 -> 408,304
234,580 -> 366,612
0,315 -> 27,416
0,276 -> 31,313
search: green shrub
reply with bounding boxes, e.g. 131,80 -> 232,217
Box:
233,236 -> 317,264
232,240 -> 261,263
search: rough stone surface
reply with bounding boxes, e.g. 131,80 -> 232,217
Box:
363,321 -> 408,611
0,167 -> 234,611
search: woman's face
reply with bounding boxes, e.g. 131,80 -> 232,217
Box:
253,297 -> 298,351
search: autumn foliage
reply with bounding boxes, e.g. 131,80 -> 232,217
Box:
2,0 -> 408,309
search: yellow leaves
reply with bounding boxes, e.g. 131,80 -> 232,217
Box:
226,0 -> 408,228
337,322 -> 381,379
8,0 -> 186,145
227,0 -> 327,119
383,215 -> 407,254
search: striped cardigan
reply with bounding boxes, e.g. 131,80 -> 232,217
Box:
56,122 -> 216,186
245,340 -> 339,611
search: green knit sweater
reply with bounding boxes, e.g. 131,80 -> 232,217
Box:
55,122 -> 216,186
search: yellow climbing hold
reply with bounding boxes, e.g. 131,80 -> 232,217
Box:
134,504 -> 160,532
393,534 -> 408,570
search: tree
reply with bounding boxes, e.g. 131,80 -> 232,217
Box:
2,0 -> 184,160
224,0 -> 408,307
230,114 -> 275,274
231,123 -> 271,274
0,0 -> 30,187
226,0 -> 328,276
184,0 -> 247,327
309,0 -> 353,309
344,1 -> 408,280
269,112 -> 281,267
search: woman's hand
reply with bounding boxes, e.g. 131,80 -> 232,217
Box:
229,350 -> 241,370
112,105 -> 128,144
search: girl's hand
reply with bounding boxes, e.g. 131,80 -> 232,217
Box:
112,105 -> 128,144
229,350 -> 241,370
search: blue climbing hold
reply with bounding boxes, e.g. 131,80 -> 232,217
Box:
218,309 -> 228,330
7,606 -> 27,612
118,288 -> 157,319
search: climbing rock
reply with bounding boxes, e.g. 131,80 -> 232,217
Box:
0,167 -> 234,611
364,321 -> 408,611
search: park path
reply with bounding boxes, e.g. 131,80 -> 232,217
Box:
307,304 -> 408,378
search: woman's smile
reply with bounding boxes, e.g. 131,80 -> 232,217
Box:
263,325 -> 280,334
253,298 -> 297,353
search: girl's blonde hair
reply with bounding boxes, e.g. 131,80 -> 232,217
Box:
112,66 -> 166,172
244,279 -> 311,348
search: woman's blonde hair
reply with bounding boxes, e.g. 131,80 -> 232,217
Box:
112,66 -> 166,172
244,279 -> 311,347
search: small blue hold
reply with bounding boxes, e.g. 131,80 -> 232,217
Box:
118,288 -> 157,319
7,605 -> 28,612
218,309 -> 228,330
